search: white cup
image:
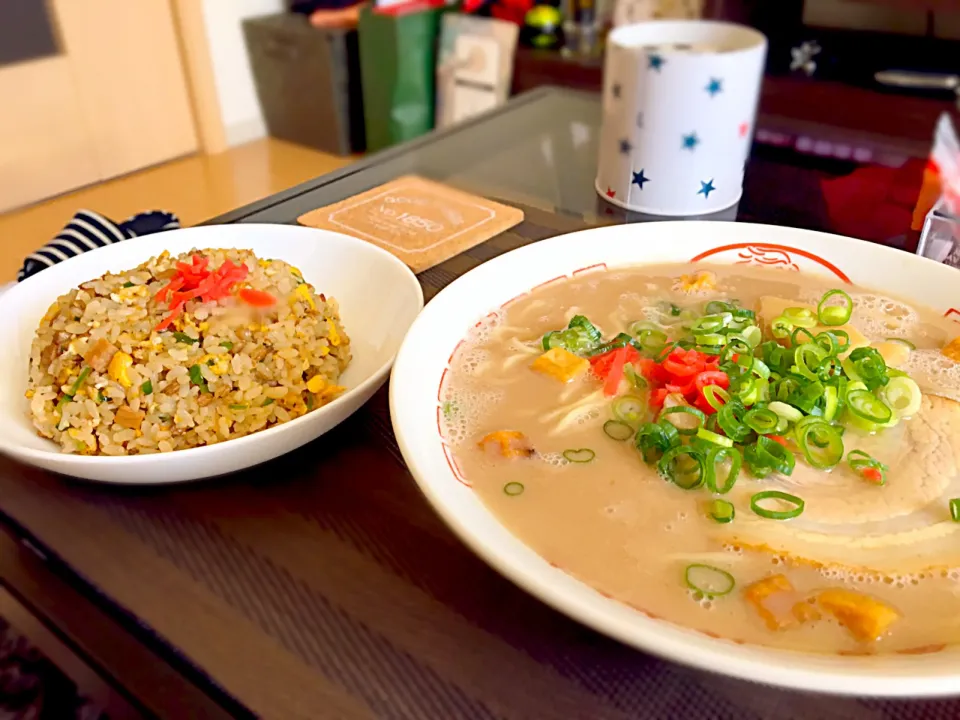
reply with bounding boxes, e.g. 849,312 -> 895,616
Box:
595,20 -> 767,216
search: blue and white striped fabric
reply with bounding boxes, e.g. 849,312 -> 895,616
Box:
17,209 -> 180,282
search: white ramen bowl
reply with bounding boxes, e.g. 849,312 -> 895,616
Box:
389,221 -> 960,696
0,224 -> 423,484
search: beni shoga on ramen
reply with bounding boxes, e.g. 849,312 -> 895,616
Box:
440,264 -> 960,654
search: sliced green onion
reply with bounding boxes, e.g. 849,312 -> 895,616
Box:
705,300 -> 733,315
122,281 -> 135,288
96,392 -> 106,403
734,376 -> 760,406
637,329 -> 669,354
691,313 -> 732,334
822,385 -> 839,422
586,333 -> 638,358
697,427 -> 733,447
658,446 -> 705,490
885,337 -> 916,351
684,564 -> 735,597
796,419 -> 844,469
704,446 -> 742,494
717,400 -> 751,442
741,325 -> 762,348
739,355 -> 771,380
262,398 -> 275,406
635,421 -> 681,462
790,326 -> 816,347
750,490 -> 805,520
847,347 -> 889,391
841,356 -> 863,383
846,388 -> 892,424
172,331 -> 199,345
542,331 -> 564,351
768,400 -> 803,424
771,316 -> 794,340
829,330 -> 851,353
709,499 -> 736,524
604,419 -> 635,441
623,364 -> 648,390
229,403 -> 248,410
817,289 -> 854,326
188,364 -> 208,391
503,482 -> 525,496
745,435 -> 796,477
702,385 -> 731,412
563,448 -> 596,463
795,343 -> 829,381
786,380 -> 824,414
744,407 -> 779,434
629,320 -> 662,337
568,314 -> 602,343
813,331 -> 840,357
613,395 -> 646,426
879,376 -> 922,417
951,498 -> 960,522
141,380 -> 153,395
782,307 -> 818,328
220,341 -> 234,350
847,449 -> 888,485
704,445 -> 743,495
661,405 -> 707,436
695,333 -> 727,348
67,366 -> 92,397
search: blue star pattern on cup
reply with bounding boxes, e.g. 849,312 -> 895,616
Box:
682,132 -> 699,151
648,54 -> 665,72
706,78 -> 723,97
698,179 -> 716,198
619,138 -> 633,155
632,169 -> 650,189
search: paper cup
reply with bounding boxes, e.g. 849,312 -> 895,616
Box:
596,20 -> 767,216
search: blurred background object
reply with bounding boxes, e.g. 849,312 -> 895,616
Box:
437,14 -> 519,128
244,12 -> 366,155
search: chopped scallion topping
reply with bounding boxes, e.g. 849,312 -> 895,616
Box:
563,448 -> 596,463
750,490 -> 804,520
684,563 -> 735,597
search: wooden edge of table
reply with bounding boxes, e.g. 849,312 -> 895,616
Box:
0,522 -> 250,720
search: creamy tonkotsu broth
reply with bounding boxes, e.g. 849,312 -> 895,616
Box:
441,264 -> 960,655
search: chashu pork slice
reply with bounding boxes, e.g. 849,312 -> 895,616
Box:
716,394 -> 960,575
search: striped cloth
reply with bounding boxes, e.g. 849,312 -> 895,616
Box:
17,209 -> 180,282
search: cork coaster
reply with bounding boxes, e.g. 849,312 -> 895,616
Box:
297,175 -> 524,272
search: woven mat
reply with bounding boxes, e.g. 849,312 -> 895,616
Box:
0,205 -> 959,719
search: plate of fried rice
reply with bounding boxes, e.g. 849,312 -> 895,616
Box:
0,224 -> 423,483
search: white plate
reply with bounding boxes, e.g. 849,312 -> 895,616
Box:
0,224 -> 423,483
389,221 -> 960,696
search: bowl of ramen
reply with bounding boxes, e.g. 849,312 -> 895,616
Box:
0,224 -> 422,484
389,221 -> 960,695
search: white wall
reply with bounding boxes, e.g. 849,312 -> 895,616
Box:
201,0 -> 283,147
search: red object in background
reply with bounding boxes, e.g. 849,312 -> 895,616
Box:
820,158 -> 925,244
489,0 -> 534,25
373,0 -> 446,16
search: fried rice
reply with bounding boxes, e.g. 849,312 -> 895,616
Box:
26,248 -> 351,455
